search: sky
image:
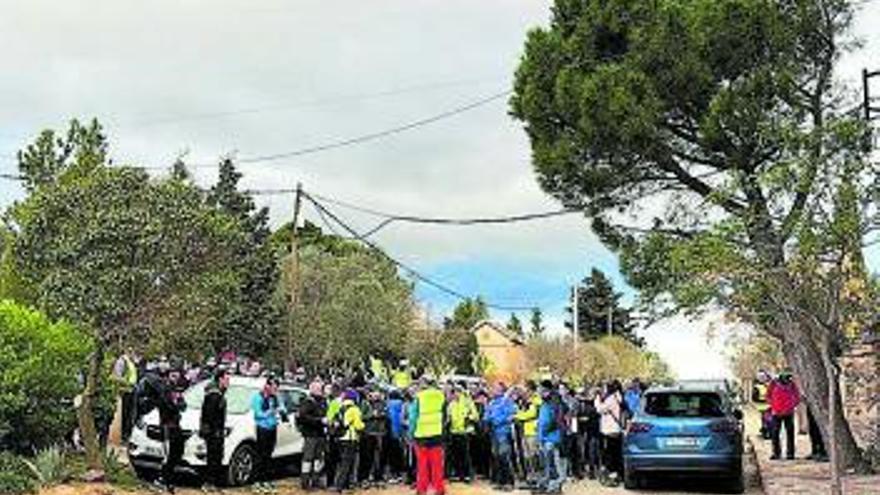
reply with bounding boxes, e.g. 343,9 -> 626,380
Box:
1,0 -> 879,379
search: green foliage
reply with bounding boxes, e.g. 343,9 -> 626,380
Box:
0,452 -> 36,495
529,308 -> 546,337
0,300 -> 92,451
506,313 -> 524,337
570,269 -> 642,346
443,297 -> 489,330
102,448 -> 139,488
406,327 -> 479,376
283,230 -> 416,368
23,446 -> 68,488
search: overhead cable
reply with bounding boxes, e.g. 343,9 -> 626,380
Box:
302,191 -> 538,312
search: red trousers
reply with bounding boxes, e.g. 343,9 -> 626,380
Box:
415,443 -> 445,495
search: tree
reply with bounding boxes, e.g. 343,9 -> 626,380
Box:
7,120 -> 282,468
281,226 -> 416,369
506,313 -> 524,337
511,0 -> 872,473
529,307 -> 546,337
444,296 -> 489,330
406,326 -> 479,377
0,300 -> 92,452
569,269 -> 642,346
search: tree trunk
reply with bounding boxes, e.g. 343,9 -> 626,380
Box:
77,341 -> 105,471
780,328 -> 863,470
821,333 -> 843,495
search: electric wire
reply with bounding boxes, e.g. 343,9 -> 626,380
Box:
302,191 -> 539,312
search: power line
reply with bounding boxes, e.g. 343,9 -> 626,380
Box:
0,173 -> 23,181
302,191 -> 538,312
233,90 -> 512,165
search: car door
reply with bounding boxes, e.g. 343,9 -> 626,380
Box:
273,387 -> 306,457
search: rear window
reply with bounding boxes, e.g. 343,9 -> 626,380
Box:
644,392 -> 725,418
184,382 -> 260,415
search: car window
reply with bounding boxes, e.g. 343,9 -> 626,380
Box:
644,392 -> 725,418
184,382 -> 260,415
280,388 -> 306,411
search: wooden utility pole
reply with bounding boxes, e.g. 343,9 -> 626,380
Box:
572,286 -> 579,349
287,183 -> 303,363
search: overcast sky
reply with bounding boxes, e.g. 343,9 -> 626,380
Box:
2,0 -> 879,379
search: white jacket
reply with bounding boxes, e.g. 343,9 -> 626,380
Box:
595,391 -> 624,436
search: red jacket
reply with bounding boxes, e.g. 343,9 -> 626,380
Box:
767,380 -> 800,416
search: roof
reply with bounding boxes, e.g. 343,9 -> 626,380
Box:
471,320 -> 525,345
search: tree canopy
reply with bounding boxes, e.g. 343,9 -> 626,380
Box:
569,268 -> 642,346
444,296 -> 489,330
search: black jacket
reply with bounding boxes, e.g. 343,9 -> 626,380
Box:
296,395 -> 327,438
200,382 -> 227,439
157,379 -> 187,428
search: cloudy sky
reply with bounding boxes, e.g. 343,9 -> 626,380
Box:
2,0 -> 879,379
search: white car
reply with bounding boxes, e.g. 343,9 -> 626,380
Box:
128,375 -> 307,486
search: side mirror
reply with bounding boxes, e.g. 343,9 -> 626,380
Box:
732,409 -> 744,421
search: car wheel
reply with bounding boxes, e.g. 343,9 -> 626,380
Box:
227,444 -> 257,487
623,468 -> 642,490
726,473 -> 745,494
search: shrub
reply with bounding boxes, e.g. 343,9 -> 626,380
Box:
0,300 -> 93,452
0,452 -> 36,495
23,445 -> 68,487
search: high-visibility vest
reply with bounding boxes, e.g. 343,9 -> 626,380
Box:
414,388 -> 445,439
516,395 -> 542,437
340,401 -> 365,442
448,395 -> 479,434
393,369 -> 412,389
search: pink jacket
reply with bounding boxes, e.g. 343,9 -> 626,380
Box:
768,380 -> 800,416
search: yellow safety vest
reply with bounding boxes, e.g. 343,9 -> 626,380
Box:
448,394 -> 479,435
393,369 -> 412,389
340,400 -> 365,442
515,395 -> 542,437
414,388 -> 445,439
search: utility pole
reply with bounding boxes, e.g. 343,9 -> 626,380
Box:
863,68 -> 880,122
607,304 -> 613,336
287,182 -> 303,364
572,285 -> 580,348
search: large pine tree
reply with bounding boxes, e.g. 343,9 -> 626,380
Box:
568,269 -> 642,346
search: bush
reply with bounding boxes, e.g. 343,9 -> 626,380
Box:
0,452 -> 36,494
0,300 -> 93,452
23,446 -> 68,487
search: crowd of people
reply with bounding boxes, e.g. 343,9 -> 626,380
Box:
115,352 -> 650,494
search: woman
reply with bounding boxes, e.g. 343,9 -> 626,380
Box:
594,380 -> 624,485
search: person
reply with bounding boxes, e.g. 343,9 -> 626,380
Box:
767,371 -> 800,460
297,380 -> 328,491
595,381 -> 624,486
447,385 -> 479,482
576,387 -> 601,480
251,375 -> 287,491
386,389 -> 407,483
557,383 -> 576,479
362,390 -> 388,486
393,360 -> 413,390
335,390 -> 365,492
623,378 -> 643,420
534,382 -> 564,494
325,384 -> 344,488
483,383 -> 518,491
410,376 -> 447,495
753,370 -> 773,440
199,367 -> 230,490
805,404 -> 828,462
111,349 -> 140,442
514,382 -> 542,485
157,363 -> 187,493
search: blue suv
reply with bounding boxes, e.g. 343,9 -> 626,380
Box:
623,383 -> 744,493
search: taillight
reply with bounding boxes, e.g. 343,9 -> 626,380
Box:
628,422 -> 653,434
710,420 -> 738,434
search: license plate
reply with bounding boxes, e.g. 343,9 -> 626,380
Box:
665,437 -> 699,449
144,445 -> 164,457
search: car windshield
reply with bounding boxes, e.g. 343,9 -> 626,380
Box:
184,382 -> 259,415
645,392 -> 725,418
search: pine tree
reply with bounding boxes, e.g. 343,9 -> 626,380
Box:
529,308 -> 545,337
506,313 -> 523,337
568,269 -> 642,346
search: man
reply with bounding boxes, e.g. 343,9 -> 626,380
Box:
324,384 -> 344,489
297,380 -> 328,491
362,390 -> 388,486
251,375 -> 287,491
112,349 -> 140,442
575,387 -> 601,480
447,386 -> 479,482
200,368 -> 230,490
767,371 -> 800,460
335,390 -> 365,492
623,378 -> 643,419
157,362 -> 187,493
514,382 -> 542,485
483,383 -> 517,491
386,389 -> 407,483
410,376 -> 446,495
535,383 -> 564,494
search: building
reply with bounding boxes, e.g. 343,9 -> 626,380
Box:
472,320 -> 527,383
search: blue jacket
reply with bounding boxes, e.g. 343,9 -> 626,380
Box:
252,392 -> 286,431
537,401 -> 562,446
483,395 -> 517,443
624,389 -> 642,415
387,398 -> 405,439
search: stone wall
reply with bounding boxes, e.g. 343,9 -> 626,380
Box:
840,337 -> 880,449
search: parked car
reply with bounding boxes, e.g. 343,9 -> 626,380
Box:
623,383 -> 744,493
128,375 -> 307,486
